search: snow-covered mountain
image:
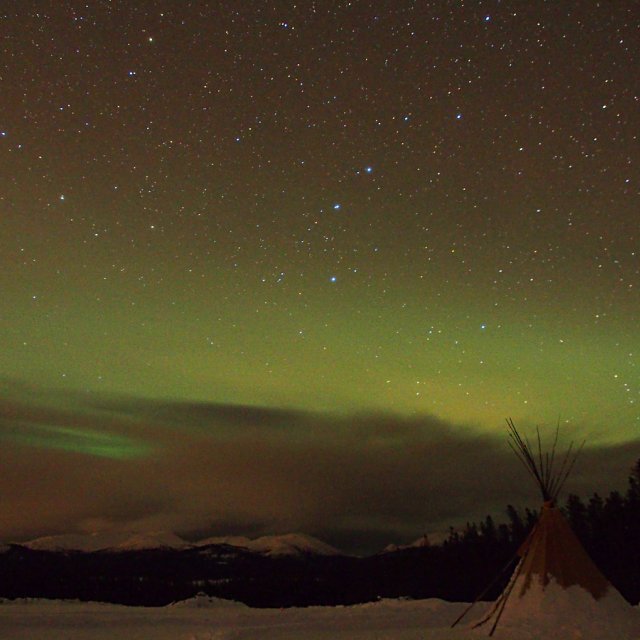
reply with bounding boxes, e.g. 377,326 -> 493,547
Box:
196,533 -> 341,557
18,531 -> 189,552
382,534 -> 431,553
17,531 -> 341,556
111,531 -> 189,551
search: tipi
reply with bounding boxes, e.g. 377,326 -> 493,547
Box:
454,419 -> 639,638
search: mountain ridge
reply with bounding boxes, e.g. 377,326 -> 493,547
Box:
15,531 -> 342,556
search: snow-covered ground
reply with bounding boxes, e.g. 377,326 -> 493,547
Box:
471,573 -> 640,638
0,596 -> 476,640
0,594 -> 638,640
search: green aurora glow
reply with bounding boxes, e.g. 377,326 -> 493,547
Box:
1,2 -> 638,445
1,422 -> 151,460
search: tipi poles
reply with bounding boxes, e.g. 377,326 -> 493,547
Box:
486,556 -> 525,636
450,553 -> 519,628
471,543 -> 529,636
506,419 -> 548,499
467,514 -> 539,635
506,418 -> 584,503
548,439 -> 585,501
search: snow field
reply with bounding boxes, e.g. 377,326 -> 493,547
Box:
0,593 -> 638,639
0,596 -> 477,640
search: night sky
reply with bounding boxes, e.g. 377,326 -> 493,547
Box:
1,2 -> 639,551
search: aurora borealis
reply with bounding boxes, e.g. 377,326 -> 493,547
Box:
1,2 -> 639,549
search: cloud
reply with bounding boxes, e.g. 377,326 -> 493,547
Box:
1,381 -> 639,553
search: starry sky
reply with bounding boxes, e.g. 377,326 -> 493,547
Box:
1,2 -> 639,548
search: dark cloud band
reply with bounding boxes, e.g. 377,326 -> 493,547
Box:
1,382 -> 638,554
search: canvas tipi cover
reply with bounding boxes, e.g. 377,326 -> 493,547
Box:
460,421 -> 640,638
471,502 -> 637,637
512,501 -> 608,600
